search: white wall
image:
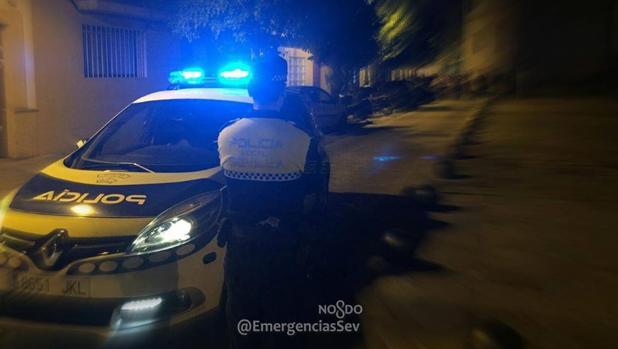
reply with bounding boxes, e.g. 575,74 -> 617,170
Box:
0,0 -> 180,158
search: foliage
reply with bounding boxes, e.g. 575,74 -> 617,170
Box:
300,0 -> 379,92
167,0 -> 379,93
374,0 -> 461,68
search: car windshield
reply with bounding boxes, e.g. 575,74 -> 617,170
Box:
69,99 -> 251,173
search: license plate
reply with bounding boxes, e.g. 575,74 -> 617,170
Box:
14,274 -> 50,293
12,273 -> 91,298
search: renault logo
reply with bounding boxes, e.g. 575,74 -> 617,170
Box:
38,229 -> 68,268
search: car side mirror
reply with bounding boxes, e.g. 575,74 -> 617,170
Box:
75,139 -> 88,148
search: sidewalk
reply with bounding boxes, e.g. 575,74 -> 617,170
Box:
365,97 -> 618,349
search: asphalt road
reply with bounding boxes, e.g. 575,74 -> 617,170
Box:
325,101 -> 477,195
343,97 -> 618,349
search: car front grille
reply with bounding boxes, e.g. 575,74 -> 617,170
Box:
0,229 -> 135,271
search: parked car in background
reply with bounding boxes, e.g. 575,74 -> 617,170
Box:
430,74 -> 465,99
286,86 -> 348,132
343,77 -> 436,116
369,78 -> 435,113
340,86 -> 373,120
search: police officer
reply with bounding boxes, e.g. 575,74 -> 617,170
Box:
217,53 -> 312,349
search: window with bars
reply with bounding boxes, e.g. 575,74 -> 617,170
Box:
287,56 -> 306,86
82,25 -> 146,78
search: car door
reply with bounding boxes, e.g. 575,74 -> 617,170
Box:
308,88 -> 344,130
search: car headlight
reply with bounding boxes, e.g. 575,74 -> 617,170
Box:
128,191 -> 222,254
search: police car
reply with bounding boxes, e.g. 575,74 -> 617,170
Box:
0,65 -> 330,341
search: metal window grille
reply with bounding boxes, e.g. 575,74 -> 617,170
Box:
287,56 -> 306,86
82,25 -> 146,78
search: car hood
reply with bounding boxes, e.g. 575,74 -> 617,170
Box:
0,160 -> 224,238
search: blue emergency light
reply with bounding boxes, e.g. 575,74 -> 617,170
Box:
220,69 -> 249,79
168,63 -> 252,87
217,62 -> 252,86
168,67 -> 206,85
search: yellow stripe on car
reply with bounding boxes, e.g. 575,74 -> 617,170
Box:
41,160 -> 225,186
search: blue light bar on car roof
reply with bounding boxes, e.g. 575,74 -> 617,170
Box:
217,62 -> 252,86
168,63 -> 252,87
168,67 -> 206,85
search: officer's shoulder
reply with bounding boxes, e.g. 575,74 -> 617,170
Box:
219,117 -> 245,133
223,118 -> 241,127
280,120 -> 312,139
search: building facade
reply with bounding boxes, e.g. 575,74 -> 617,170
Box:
0,0 -> 180,158
279,47 -> 333,93
360,0 -> 618,95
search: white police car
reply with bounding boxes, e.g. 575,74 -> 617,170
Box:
0,66 -> 329,343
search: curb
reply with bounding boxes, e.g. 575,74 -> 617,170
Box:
434,98 -> 494,179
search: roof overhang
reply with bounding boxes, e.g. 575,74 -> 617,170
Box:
71,0 -> 166,21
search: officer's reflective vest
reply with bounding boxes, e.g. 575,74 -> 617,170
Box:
218,117 -> 311,182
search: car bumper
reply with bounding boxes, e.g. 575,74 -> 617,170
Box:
0,304 -> 222,348
0,238 -> 226,340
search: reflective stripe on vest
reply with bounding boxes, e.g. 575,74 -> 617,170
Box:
218,118 -> 311,182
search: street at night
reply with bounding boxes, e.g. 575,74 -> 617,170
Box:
1,1 -> 618,348
2,97 -> 617,348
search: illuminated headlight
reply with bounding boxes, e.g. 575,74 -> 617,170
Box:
128,191 -> 221,254
121,297 -> 163,312
130,218 -> 193,253
114,297 -> 164,328
112,289 -> 201,329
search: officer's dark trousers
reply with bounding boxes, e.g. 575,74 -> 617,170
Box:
225,221 -> 304,349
